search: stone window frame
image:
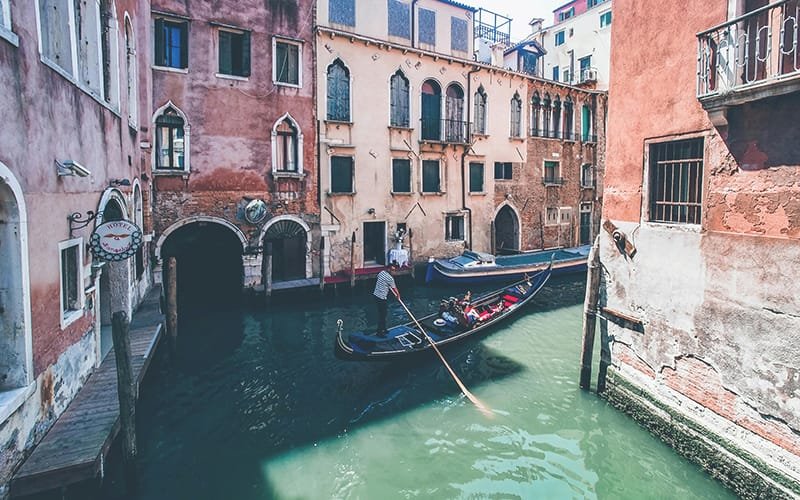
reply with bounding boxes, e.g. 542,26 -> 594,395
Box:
473,86 -> 488,135
216,24 -> 251,80
389,70 -> 411,128
59,237 -> 85,330
445,213 -> 465,241
0,0 -> 19,46
545,206 -> 559,226
271,112 -> 305,178
468,162 -> 485,193
152,100 -> 191,175
326,58 -> 352,122
510,92 -> 523,138
153,13 -> 189,71
272,36 -> 303,88
329,155 -> 355,195
391,157 -> 413,194
420,159 -> 443,194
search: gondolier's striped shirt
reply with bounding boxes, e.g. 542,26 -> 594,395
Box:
373,270 -> 396,300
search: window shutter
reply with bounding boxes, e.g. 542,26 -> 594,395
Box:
241,32 -> 251,77
154,18 -> 166,66
219,31 -> 231,74
179,23 -> 188,68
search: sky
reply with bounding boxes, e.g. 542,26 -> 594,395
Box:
465,0 -> 565,41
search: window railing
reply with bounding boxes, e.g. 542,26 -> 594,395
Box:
420,118 -> 471,144
543,176 -> 565,186
698,0 -> 800,98
582,133 -> 598,143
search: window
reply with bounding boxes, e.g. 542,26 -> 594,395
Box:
559,7 -> 575,21
274,39 -> 300,86
559,207 -> 573,225
330,156 -> 354,193
0,0 -> 11,33
421,80 -> 442,141
97,1 -> 119,103
544,160 -> 561,184
555,30 -> 565,46
531,92 -> 541,136
542,94 -> 551,137
218,29 -> 250,77
469,162 -> 484,193
581,163 -> 594,188
563,96 -> 574,139
545,207 -> 559,226
600,11 -> 612,28
125,17 -> 138,126
563,69 -> 571,83
648,138 -> 704,224
451,17 -> 468,52
59,238 -> 83,327
582,104 -> 594,141
418,8 -> 435,46
390,71 -> 410,127
588,0 -> 606,7
494,162 -> 513,180
330,0 -> 355,27
38,0 -> 74,74
392,158 -> 411,193
388,0 -> 410,39
445,215 -> 465,241
474,87 -> 487,134
510,93 -> 522,138
552,66 -> 560,81
444,84 -> 465,142
327,59 -> 350,121
579,56 -> 592,81
552,97 -> 562,139
422,160 -> 440,193
155,17 -> 188,69
274,117 -> 298,172
155,106 -> 187,171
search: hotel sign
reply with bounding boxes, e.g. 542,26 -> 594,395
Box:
90,220 -> 143,261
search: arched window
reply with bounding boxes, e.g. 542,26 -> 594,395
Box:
274,117 -> 298,172
125,16 -> 138,126
510,92 -> 522,138
390,70 -> 410,127
542,93 -> 552,137
474,86 -> 487,134
421,79 -> 442,141
531,92 -> 541,136
552,96 -> 562,139
445,83 -> 465,142
327,59 -> 350,121
155,105 -> 187,171
563,96 -> 574,140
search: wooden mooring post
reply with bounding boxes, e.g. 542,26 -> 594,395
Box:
319,236 -> 326,294
165,256 -> 178,355
349,232 -> 356,289
111,311 -> 137,491
408,228 -> 415,279
579,236 -> 601,390
264,242 -> 273,305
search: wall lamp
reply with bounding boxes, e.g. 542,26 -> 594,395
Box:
56,160 -> 91,178
110,178 -> 131,187
367,208 -> 376,215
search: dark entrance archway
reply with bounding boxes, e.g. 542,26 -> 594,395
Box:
161,222 -> 244,310
263,219 -> 307,282
494,205 -> 519,255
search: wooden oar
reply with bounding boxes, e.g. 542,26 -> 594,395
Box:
395,295 -> 493,418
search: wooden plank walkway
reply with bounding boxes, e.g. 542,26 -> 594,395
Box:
10,288 -> 164,497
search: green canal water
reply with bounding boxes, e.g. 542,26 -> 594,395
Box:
102,276 -> 735,499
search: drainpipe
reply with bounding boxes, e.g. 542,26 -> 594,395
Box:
411,0 -> 419,49
462,66 -> 480,250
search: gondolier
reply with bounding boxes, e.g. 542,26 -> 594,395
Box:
373,263 -> 400,336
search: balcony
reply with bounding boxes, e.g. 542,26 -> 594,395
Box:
697,0 -> 800,125
420,118 -> 471,144
543,176 -> 565,186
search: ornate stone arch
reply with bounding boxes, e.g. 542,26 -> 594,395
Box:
271,112 -> 304,175
493,201 -> 522,253
152,100 -> 191,173
259,215 -> 312,279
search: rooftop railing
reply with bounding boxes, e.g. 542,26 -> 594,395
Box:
698,0 -> 800,98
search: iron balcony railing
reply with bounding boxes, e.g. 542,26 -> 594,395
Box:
420,118 -> 471,144
698,0 -> 800,98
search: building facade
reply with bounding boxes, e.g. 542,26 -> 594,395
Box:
598,0 -> 800,496
0,0 -> 153,493
532,0 -> 612,89
149,0 -> 319,298
315,0 -> 605,275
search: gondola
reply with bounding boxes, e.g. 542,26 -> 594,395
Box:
424,244 -> 589,285
335,262 -> 552,361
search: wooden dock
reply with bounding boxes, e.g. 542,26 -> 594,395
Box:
10,288 -> 164,497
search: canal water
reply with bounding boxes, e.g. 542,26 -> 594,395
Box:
101,276 -> 734,499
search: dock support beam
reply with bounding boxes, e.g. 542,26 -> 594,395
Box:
349,232 -> 356,289
408,228 -> 415,279
165,256 -> 178,355
264,242 -> 273,305
319,236 -> 326,294
111,311 -> 137,491
579,236 -> 601,390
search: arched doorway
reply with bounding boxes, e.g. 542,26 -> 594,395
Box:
494,205 -> 520,255
263,219 -> 308,282
160,221 -> 244,310
0,169 -> 32,391
98,197 -> 131,359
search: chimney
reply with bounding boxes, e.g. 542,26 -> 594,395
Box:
529,17 -> 544,34
490,42 -> 505,67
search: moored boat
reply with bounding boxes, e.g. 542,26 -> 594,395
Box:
335,264 -> 552,361
425,244 -> 590,285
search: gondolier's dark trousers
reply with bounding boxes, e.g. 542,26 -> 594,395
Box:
375,296 -> 388,335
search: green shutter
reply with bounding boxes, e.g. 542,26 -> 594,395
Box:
154,18 -> 166,66
179,23 -> 188,68
241,32 -> 251,77
219,31 -> 231,74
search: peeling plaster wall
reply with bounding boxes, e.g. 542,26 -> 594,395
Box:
601,0 -> 800,492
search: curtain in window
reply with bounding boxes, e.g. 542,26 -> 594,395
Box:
327,60 -> 350,121
510,93 -> 522,137
390,71 -> 410,127
155,108 -> 185,169
474,88 -> 487,134
275,119 -> 298,171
